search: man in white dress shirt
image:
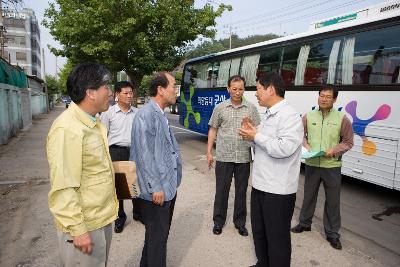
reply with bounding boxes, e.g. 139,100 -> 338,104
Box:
100,81 -> 140,233
239,73 -> 303,267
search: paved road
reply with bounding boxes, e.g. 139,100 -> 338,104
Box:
0,105 -> 399,266
166,111 -> 400,266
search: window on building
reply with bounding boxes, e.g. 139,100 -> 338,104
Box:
16,52 -> 27,61
3,18 -> 25,29
31,23 -> 38,33
31,38 -> 37,48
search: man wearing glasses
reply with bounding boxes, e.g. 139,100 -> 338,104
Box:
47,63 -> 118,266
291,85 -> 354,250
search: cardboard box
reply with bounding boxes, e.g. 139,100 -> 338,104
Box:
113,161 -> 140,199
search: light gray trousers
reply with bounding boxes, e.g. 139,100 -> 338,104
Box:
299,166 -> 342,239
57,223 -> 112,267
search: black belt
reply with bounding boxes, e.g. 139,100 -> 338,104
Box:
109,144 -> 130,150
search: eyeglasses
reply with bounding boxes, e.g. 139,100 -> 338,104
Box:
319,94 -> 333,100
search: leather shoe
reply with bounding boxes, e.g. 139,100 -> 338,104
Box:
327,237 -> 342,250
291,224 -> 311,233
236,226 -> 248,236
114,216 -> 126,233
213,225 -> 222,235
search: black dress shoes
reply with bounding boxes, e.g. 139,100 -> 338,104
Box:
327,237 -> 342,250
213,225 -> 222,235
236,226 -> 249,236
290,224 -> 311,233
114,216 -> 126,233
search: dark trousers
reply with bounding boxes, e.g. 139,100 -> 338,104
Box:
109,145 -> 140,219
213,161 -> 250,228
140,196 -> 176,267
299,166 -> 342,239
251,188 -> 296,267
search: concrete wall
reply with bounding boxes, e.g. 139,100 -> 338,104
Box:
20,88 -> 32,129
0,84 -> 49,144
31,92 -> 46,117
0,84 -> 23,144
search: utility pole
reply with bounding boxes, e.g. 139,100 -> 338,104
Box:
41,47 -> 45,77
229,25 -> 232,50
223,24 -> 235,50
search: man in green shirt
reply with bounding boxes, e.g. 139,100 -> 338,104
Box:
47,63 -> 118,266
291,85 -> 354,250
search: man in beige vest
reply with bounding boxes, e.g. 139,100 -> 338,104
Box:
291,85 -> 354,250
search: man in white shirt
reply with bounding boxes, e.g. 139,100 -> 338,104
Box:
100,81 -> 140,233
239,73 -> 303,267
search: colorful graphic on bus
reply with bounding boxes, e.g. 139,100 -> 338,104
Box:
180,85 -> 201,128
345,101 -> 391,155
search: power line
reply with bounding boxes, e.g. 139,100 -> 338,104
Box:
228,0 -> 335,29
233,0 -> 367,34
222,0 -> 323,27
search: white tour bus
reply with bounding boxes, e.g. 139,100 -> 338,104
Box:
180,0 -> 400,190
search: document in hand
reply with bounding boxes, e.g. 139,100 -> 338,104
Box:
113,161 -> 140,199
301,150 -> 325,159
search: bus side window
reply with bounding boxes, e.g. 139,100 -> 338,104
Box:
240,54 -> 260,86
303,38 -> 339,86
192,63 -> 209,88
257,48 -> 282,79
341,25 -> 400,85
212,62 -> 219,88
217,60 -> 231,87
184,65 -> 196,87
281,45 -> 301,86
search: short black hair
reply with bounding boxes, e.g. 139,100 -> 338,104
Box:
256,72 -> 285,98
227,75 -> 246,87
114,81 -> 134,93
67,62 -> 112,104
149,72 -> 172,97
319,84 -> 339,99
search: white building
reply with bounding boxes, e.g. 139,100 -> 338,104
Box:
2,8 -> 42,78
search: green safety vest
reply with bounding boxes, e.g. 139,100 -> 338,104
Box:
305,109 -> 344,168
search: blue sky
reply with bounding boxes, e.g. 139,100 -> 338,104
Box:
24,0 -> 386,76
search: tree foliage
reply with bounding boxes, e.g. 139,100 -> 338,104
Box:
45,74 -> 60,95
185,33 -> 281,59
42,0 -> 231,86
57,59 -> 73,94
138,74 -> 152,97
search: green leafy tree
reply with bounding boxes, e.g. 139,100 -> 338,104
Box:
45,74 -> 60,96
43,0 -> 231,87
185,40 -> 226,59
57,59 -> 73,94
138,75 -> 152,97
174,71 -> 182,85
